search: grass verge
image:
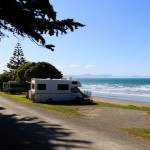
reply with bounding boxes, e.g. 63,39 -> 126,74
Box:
0,92 -> 81,117
97,102 -> 150,114
1,92 -> 150,116
122,128 -> 150,141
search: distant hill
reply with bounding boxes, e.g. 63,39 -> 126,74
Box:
64,74 -> 150,78
65,74 -> 114,78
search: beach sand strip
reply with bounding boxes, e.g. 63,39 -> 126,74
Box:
92,97 -> 150,107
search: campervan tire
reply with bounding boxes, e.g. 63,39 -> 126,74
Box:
9,90 -> 16,94
47,98 -> 53,103
75,97 -> 83,101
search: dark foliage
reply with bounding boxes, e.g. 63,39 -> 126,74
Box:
0,0 -> 85,50
12,61 -> 63,82
0,73 -> 11,90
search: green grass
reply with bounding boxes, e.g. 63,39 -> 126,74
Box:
122,128 -> 150,141
97,102 -> 150,114
1,91 -> 150,116
0,92 -> 81,117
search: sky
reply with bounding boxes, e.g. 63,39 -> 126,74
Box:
1,0 -> 150,77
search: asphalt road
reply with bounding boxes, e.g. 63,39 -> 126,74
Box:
0,95 -> 150,150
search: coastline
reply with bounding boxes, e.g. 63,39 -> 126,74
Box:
92,96 -> 150,108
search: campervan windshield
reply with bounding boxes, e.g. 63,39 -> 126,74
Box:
71,87 -> 83,94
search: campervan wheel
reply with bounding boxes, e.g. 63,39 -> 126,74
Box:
46,98 -> 53,104
75,97 -> 84,102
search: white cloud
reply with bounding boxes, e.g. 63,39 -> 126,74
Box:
69,64 -> 80,68
0,64 -> 8,73
85,65 -> 96,68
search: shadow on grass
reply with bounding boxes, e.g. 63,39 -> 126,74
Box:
0,107 -> 92,150
33,99 -> 98,106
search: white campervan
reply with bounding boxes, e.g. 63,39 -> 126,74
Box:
28,78 -> 84,102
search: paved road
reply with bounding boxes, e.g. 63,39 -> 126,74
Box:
0,95 -> 150,150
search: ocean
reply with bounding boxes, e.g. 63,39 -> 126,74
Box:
75,78 -> 150,103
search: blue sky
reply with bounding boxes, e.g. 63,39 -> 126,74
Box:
1,0 -> 150,77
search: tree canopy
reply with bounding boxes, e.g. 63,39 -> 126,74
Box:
0,0 -> 85,50
0,73 -> 11,90
12,62 -> 63,82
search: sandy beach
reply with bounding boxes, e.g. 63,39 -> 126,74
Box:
92,96 -> 150,107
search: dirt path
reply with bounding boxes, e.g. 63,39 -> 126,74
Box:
78,105 -> 150,134
0,96 -> 150,150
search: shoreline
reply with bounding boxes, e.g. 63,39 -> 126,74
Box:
92,96 -> 150,107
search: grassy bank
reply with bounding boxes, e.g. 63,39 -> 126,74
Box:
0,92 -> 81,117
122,128 -> 150,141
1,92 -> 150,116
97,102 -> 150,114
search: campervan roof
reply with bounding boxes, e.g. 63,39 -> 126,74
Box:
8,81 -> 18,84
31,78 -> 82,87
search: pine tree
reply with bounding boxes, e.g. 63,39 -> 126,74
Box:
7,42 -> 27,72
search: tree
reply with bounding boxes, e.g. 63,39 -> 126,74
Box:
7,42 -> 27,72
0,0 -> 85,50
0,73 -> 11,90
12,62 -> 63,82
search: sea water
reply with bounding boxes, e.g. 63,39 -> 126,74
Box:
76,78 -> 150,102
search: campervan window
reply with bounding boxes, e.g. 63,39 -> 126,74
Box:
71,88 -> 78,93
58,84 -> 69,90
10,84 -> 22,88
72,81 -> 77,84
37,84 -> 46,90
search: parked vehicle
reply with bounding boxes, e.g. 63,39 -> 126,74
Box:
2,81 -> 29,94
2,82 -> 9,92
28,78 -> 84,102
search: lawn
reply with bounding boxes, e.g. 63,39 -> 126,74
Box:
122,128 -> 150,141
97,102 -> 150,114
0,92 -> 81,117
1,91 -> 150,116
